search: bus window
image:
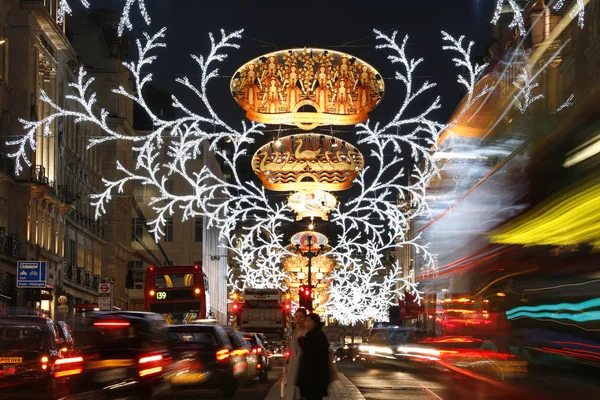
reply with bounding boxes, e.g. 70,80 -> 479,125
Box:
155,274 -> 194,288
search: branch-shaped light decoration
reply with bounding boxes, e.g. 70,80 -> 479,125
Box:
552,93 -> 574,114
8,6 -> 490,324
57,0 -> 149,35
513,67 -> 544,114
553,0 -> 586,29
491,0 -> 526,36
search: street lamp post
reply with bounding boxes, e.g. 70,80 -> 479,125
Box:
296,234 -> 321,311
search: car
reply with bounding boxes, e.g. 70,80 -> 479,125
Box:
222,327 -> 259,384
0,316 -> 83,400
244,332 -> 271,376
359,327 -> 425,369
68,311 -> 170,399
243,332 -> 269,381
164,324 -> 237,397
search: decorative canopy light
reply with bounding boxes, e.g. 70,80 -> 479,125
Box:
251,133 -> 364,192
288,190 -> 337,221
231,48 -> 384,130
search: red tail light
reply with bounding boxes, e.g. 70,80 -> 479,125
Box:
139,355 -> 162,364
283,350 -> 290,358
232,349 -> 249,357
54,356 -> 84,378
94,321 -> 130,327
41,356 -> 49,371
138,354 -> 163,377
216,348 -> 230,361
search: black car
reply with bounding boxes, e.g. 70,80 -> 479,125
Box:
68,311 -> 170,399
243,332 -> 269,381
165,324 -> 237,397
0,316 -> 83,400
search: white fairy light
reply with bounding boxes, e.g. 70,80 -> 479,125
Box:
513,67 -> 544,114
491,0 -> 526,36
552,93 -> 574,114
56,0 -> 149,35
553,0 -> 585,29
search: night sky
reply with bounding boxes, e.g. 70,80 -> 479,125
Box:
88,0 -> 496,242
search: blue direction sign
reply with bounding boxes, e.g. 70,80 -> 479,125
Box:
17,261 -> 47,288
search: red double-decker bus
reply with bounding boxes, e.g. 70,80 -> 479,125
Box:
144,265 -> 208,324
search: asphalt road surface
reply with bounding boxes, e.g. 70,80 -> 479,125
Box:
338,362 -> 599,400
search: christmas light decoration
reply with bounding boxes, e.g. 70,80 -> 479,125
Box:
552,93 -> 574,114
56,0 -> 149,35
491,0 -> 526,36
513,67 -> 544,114
553,0 -> 585,29
493,0 -> 586,34
8,7 -> 495,325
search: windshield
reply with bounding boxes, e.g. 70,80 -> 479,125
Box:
0,326 -> 43,351
155,274 -> 194,288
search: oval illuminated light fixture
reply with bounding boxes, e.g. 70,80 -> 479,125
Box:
252,133 -> 364,192
231,48 -> 384,130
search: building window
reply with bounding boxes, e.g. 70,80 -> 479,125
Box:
164,218 -> 173,242
68,238 -> 77,265
195,218 -> 203,242
132,218 -> 144,239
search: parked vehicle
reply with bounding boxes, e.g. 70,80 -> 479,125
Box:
165,324 -> 237,397
243,332 -> 269,380
69,311 -> 170,399
0,316 -> 82,400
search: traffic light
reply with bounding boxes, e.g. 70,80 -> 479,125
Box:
299,285 -> 312,310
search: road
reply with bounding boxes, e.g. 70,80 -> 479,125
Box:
339,363 -> 600,400
166,367 -> 283,400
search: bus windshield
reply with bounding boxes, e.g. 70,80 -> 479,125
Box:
155,273 -> 194,288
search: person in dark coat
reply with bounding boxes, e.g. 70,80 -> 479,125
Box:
296,313 -> 331,400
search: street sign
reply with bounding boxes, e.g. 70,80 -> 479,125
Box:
17,261 -> 47,288
99,283 -> 111,294
98,296 -> 111,311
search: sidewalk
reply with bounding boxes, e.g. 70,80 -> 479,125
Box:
264,372 -> 365,400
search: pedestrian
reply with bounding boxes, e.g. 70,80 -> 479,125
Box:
281,308 -> 308,399
296,313 -> 331,400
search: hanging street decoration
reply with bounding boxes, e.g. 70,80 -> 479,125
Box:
251,133 -> 364,192
287,190 -> 337,221
230,48 -> 384,130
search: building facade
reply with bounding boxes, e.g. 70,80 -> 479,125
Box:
0,1 -> 133,318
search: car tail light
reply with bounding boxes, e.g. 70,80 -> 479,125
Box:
54,356 -> 84,378
94,320 -> 130,327
138,354 -> 163,377
231,349 -> 249,357
41,356 -> 49,371
283,350 -> 290,358
216,348 -> 230,361
251,347 -> 262,354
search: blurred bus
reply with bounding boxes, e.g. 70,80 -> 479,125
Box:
144,265 -> 209,324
